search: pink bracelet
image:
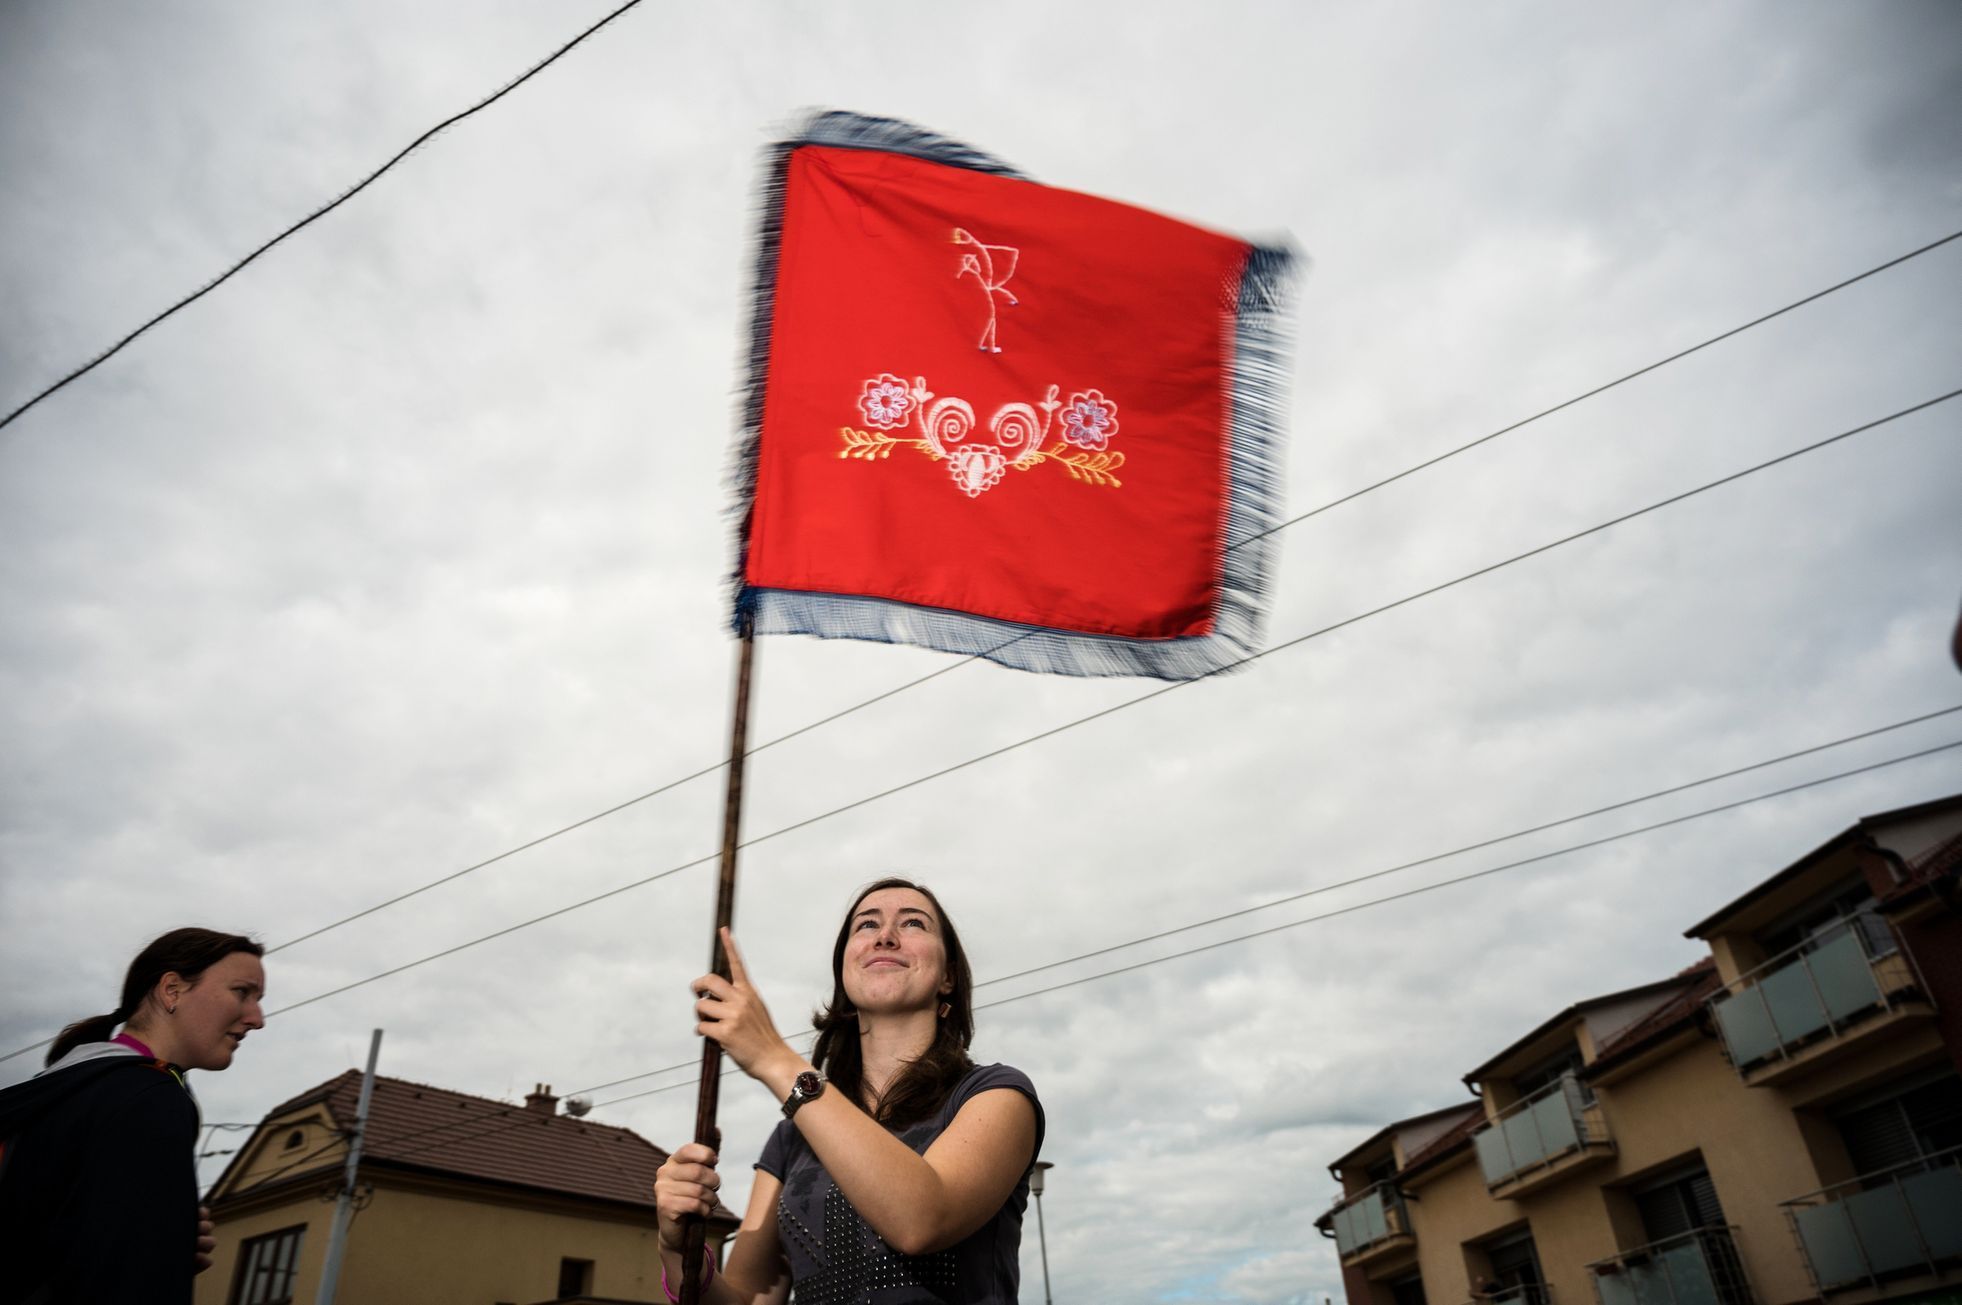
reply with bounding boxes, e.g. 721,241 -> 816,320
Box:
660,1251 -> 715,1304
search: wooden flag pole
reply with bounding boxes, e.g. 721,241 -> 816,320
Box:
680,612 -> 757,1305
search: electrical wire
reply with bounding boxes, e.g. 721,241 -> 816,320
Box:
556,702 -> 1962,1095
0,0 -> 652,434
243,389 -> 1956,1021
254,233 -> 1962,958
0,387 -> 1949,1069
185,727 -> 1962,1167
587,735 -> 1962,1109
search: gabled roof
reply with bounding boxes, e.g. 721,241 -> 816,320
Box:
1328,1101 -> 1485,1174
1395,1103 -> 1487,1181
1880,828 -> 1962,907
214,1072 -> 734,1221
1684,792 -> 1962,938
1585,956 -> 1721,1073
1461,972 -> 1690,1085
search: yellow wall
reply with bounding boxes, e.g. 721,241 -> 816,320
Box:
1403,1154 -> 1525,1303
334,1182 -> 670,1305
199,1176 -> 721,1305
1581,1036 -> 1818,1305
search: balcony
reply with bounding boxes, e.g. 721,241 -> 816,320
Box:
1707,914 -> 1933,1087
1327,1182 -> 1415,1271
1472,1072 -> 1613,1197
1587,1226 -> 1752,1305
1782,1146 -> 1962,1294
1460,1283 -> 1555,1305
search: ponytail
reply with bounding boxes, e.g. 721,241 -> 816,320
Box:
46,1013 -> 126,1066
45,929 -> 262,1068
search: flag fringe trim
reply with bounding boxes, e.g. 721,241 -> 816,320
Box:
730,109 -> 1298,682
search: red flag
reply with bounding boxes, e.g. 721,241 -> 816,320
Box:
734,113 -> 1296,680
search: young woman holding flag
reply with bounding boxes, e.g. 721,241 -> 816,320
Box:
654,878 -> 1044,1304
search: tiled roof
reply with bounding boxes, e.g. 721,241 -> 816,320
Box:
1396,1103 -> 1485,1176
1882,829 -> 1962,905
1587,956 -> 1720,1067
245,1072 -> 733,1218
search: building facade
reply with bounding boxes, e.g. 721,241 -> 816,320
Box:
1318,793 -> 1962,1305
201,1074 -> 737,1305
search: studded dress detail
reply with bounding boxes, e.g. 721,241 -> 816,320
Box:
755,1064 -> 1044,1304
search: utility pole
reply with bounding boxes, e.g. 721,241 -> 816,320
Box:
1030,1161 -> 1054,1305
315,1029 -> 382,1305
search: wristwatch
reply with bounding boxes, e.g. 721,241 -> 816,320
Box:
782,1069 -> 827,1118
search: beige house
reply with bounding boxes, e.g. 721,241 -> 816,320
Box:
1318,793 -> 1962,1305
201,1074 -> 737,1305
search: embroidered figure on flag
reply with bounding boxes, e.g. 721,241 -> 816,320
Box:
732,110 -> 1299,681
952,228 -> 1019,353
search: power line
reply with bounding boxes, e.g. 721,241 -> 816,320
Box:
587,735 -> 1962,1110
1229,228 -> 1962,547
250,233 -> 1962,959
0,0 -> 652,434
194,729 -> 1962,1167
0,388 -> 1947,1069
963,740 -> 1962,1013
233,387 -> 1962,1020
561,702 -> 1962,1095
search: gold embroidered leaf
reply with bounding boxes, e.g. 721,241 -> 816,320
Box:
1052,449 -> 1124,488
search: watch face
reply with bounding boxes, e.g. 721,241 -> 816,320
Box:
794,1071 -> 822,1097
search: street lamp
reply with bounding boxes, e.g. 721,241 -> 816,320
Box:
1029,1161 -> 1055,1305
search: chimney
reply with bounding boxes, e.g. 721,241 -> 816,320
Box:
524,1083 -> 559,1115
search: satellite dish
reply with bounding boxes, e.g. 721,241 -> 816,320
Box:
564,1096 -> 593,1118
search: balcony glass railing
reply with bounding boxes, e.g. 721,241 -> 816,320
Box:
1708,913 -> 1914,1072
1587,1226 -> 1751,1305
1782,1146 -> 1962,1292
1328,1182 -> 1410,1257
1472,1073 -> 1605,1188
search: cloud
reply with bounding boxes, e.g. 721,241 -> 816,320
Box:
3,3 -> 1960,1302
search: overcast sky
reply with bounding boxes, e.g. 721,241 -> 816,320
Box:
3,3 -> 1960,1301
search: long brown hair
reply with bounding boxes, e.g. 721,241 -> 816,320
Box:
48,928 -> 264,1066
810,878 -> 975,1129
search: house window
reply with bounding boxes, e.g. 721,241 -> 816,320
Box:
282,1129 -> 305,1151
1478,1229 -> 1546,1305
231,1225 -> 305,1305
1759,882 -> 1893,961
1633,1165 -> 1725,1240
1831,1070 -> 1962,1178
557,1258 -> 594,1298
1388,1270 -> 1427,1305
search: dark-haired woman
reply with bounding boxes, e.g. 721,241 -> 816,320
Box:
654,879 -> 1043,1304
0,928 -> 266,1305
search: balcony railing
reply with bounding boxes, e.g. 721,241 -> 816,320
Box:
1472,1072 -> 1608,1189
1707,913 -> 1923,1074
1587,1226 -> 1752,1305
1782,1145 -> 1962,1292
1327,1181 -> 1411,1259
1461,1282 -> 1554,1305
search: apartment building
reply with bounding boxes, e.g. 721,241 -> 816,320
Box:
1316,793 -> 1962,1305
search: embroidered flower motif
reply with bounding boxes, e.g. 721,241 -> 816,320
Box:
1060,390 -> 1119,449
946,445 -> 1007,498
858,374 -> 913,430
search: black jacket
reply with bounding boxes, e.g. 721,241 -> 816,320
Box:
0,1051 -> 199,1305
